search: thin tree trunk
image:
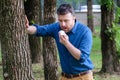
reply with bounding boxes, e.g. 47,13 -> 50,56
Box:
0,0 -> 34,80
43,0 -> 58,80
87,0 -> 94,32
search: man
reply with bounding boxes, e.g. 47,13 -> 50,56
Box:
26,3 -> 94,80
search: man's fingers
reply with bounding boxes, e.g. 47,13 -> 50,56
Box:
25,15 -> 29,28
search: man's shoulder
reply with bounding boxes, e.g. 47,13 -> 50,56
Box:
75,21 -> 92,35
76,21 -> 89,30
76,20 -> 87,27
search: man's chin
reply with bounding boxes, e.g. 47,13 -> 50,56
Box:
62,30 -> 67,32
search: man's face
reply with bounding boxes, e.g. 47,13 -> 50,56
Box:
58,13 -> 75,33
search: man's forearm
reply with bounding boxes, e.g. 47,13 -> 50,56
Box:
64,41 -> 81,60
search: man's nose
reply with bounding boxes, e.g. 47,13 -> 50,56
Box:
61,22 -> 65,26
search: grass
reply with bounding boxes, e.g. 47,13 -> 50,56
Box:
0,26 -> 120,80
91,32 -> 102,71
91,26 -> 120,80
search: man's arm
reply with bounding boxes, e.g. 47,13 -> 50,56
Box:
25,16 -> 37,35
59,33 -> 81,60
64,41 -> 81,60
27,25 -> 37,34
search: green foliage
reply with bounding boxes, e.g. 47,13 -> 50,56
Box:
105,23 -> 120,57
112,23 -> 120,56
24,0 -> 27,2
113,4 -> 120,57
30,20 -> 35,24
101,0 -> 113,10
106,5 -> 120,56
105,25 -> 116,40
101,0 -> 120,56
115,6 -> 120,23
91,32 -> 102,70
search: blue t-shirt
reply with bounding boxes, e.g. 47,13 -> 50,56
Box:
33,20 -> 94,74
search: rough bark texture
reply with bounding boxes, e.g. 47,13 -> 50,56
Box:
24,0 -> 42,63
0,0 -> 34,80
43,0 -> 59,80
100,0 -> 120,74
87,0 -> 94,32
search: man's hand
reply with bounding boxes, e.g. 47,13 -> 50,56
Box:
58,30 -> 80,60
25,15 -> 29,28
58,30 -> 69,45
25,15 -> 37,35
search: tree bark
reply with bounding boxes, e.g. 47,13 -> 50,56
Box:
100,0 -> 120,74
43,0 -> 59,80
0,0 -> 34,80
24,0 -> 42,63
116,0 -> 120,24
87,0 -> 94,32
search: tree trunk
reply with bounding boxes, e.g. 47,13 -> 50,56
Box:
0,0 -> 34,80
116,0 -> 120,24
100,0 -> 120,74
87,0 -> 94,32
24,0 -> 42,63
43,0 -> 58,80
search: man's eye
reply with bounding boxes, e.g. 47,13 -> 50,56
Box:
59,20 -> 62,22
65,20 -> 68,22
